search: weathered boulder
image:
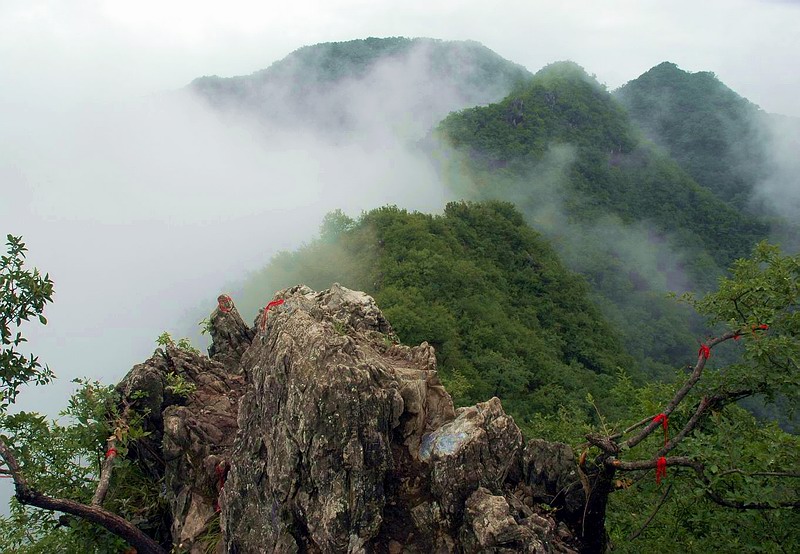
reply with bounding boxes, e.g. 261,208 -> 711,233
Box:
207,294 -> 254,368
119,284 -> 581,553
523,440 -> 585,527
218,284 -> 578,553
461,487 -> 575,553
422,398 -> 524,518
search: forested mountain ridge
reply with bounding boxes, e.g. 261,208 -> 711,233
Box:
436,61 -> 769,275
238,202 -> 635,431
615,61 -> 800,251
188,37 -> 532,138
616,61 -> 772,210
432,60 -> 775,380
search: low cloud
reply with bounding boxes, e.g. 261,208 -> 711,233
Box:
753,114 -> 800,221
3,41 -> 520,416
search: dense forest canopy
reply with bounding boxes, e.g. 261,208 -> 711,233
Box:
436,60 -> 769,273
616,61 -> 770,210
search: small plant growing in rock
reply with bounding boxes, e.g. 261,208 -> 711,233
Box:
332,320 -> 348,336
175,338 -> 200,355
155,332 -> 201,355
198,513 -> 221,554
198,317 -> 213,336
156,332 -> 173,348
164,372 -> 196,399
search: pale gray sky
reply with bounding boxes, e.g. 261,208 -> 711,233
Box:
2,0 -> 798,115
0,0 -> 798,418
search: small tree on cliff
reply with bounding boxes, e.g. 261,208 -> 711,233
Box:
581,241 -> 799,552
0,235 -> 167,554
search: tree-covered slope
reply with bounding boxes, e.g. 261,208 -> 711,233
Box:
189,37 -> 532,138
432,61 -> 776,380
238,201 -> 634,431
615,62 -> 769,210
437,61 -> 768,273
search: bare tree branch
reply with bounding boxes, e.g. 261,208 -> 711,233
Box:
657,396 -> 713,457
0,437 -> 166,554
627,484 -> 672,541
624,330 -> 739,450
91,436 -> 117,506
609,456 -> 800,510
609,456 -> 701,473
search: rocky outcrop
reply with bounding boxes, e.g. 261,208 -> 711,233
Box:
118,284 -> 583,553
117,301 -> 250,552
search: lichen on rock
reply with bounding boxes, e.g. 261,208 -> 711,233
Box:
117,284 -> 581,553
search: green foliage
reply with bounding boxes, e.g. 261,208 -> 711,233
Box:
602,243 -> 800,550
433,61 -> 774,385
164,371 -> 197,399
198,317 -> 213,336
688,242 -> 799,406
176,338 -> 200,355
437,61 -> 767,273
606,404 -> 799,552
238,201 -> 634,424
0,235 -> 55,410
156,331 -> 201,355
319,209 -> 356,244
198,514 -> 222,554
0,380 -> 167,552
616,62 -> 770,210
441,61 -> 636,160
0,239 -> 168,550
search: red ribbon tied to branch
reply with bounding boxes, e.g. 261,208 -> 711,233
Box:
260,298 -> 285,331
105,448 -> 118,460
653,413 -> 669,447
735,324 -> 769,341
698,343 -> 710,360
217,294 -> 234,314
656,456 -> 667,484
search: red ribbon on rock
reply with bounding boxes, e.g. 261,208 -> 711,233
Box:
653,413 -> 669,447
214,461 -> 229,513
656,456 -> 667,484
217,294 -> 234,314
260,298 -> 285,331
105,448 -> 118,460
698,343 -> 710,360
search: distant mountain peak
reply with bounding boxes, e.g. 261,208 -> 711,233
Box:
188,37 -> 532,140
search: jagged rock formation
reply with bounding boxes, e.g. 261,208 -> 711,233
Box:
117,344 -> 246,552
118,284 -> 585,553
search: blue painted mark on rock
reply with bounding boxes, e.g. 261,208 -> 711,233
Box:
419,429 -> 471,461
419,433 -> 436,461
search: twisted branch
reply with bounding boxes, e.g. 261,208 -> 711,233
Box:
0,437 -> 165,554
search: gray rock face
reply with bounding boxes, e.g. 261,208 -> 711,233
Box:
523,440 -> 586,527
207,294 -> 254,368
117,305 -> 248,552
119,284 -> 580,553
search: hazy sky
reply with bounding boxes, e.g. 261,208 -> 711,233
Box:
3,0 -> 799,115
1,0 -> 799,419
